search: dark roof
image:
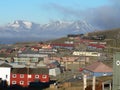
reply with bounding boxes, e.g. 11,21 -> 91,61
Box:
11,67 -> 49,74
20,49 -> 39,54
0,63 -> 12,67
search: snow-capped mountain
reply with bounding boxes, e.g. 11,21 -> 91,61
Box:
0,20 -> 95,43
6,20 -> 41,31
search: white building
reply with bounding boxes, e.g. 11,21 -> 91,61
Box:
0,62 -> 12,85
73,51 -> 101,57
49,68 -> 61,76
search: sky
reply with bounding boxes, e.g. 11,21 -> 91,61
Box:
0,0 -> 120,30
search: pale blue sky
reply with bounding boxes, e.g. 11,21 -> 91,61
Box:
0,0 -> 112,25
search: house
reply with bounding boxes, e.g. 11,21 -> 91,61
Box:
64,41 -> 74,44
67,34 -> 84,39
73,51 -> 101,57
49,68 -> 61,76
87,44 -> 105,51
79,39 -> 92,45
47,60 -> 60,68
0,61 -> 12,85
10,67 -> 49,87
31,46 -> 40,51
41,44 -> 52,49
83,61 -> 112,77
50,43 -> 74,50
13,57 -> 39,65
18,49 -> 48,58
37,43 -> 52,49
39,48 -> 57,54
0,61 -> 50,87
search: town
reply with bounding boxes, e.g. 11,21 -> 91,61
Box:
1,0 -> 120,90
0,33 -> 114,90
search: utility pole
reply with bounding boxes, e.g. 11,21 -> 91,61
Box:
83,74 -> 87,90
27,60 -> 30,86
92,76 -> 96,90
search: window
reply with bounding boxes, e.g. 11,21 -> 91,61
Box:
28,75 -> 31,78
20,74 -> 24,78
28,81 -> 30,85
6,75 -> 8,79
92,52 -> 98,55
12,74 -> 16,78
35,75 -> 39,78
12,81 -> 16,84
103,73 -> 107,76
42,75 -> 47,78
20,81 -> 24,85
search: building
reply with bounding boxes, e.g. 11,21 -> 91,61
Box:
18,50 -> 48,58
67,34 -> 84,39
50,43 -> 74,50
39,48 -> 57,54
13,57 -> 39,64
87,44 -> 105,51
10,67 -> 49,87
0,61 -> 12,85
83,61 -> 112,77
0,61 -> 50,87
49,68 -> 61,76
73,51 -> 101,57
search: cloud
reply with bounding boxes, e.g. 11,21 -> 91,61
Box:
86,5 -> 120,30
45,3 -> 85,21
85,0 -> 120,30
44,1 -> 120,30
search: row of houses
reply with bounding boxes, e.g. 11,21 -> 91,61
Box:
50,43 -> 74,50
0,61 -> 50,87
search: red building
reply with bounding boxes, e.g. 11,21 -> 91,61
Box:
10,67 -> 49,87
88,44 -> 105,49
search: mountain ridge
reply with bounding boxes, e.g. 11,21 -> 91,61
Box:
0,20 -> 95,44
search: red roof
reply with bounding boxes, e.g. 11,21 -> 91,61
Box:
88,44 -> 105,48
84,61 -> 112,72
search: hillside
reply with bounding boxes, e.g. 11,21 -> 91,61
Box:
88,28 -> 120,52
47,37 -> 69,44
88,28 -> 120,39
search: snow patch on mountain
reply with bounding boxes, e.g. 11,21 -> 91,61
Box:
22,21 -> 32,29
0,20 -> 96,42
10,21 -> 20,28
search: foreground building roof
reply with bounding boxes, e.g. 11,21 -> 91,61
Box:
84,61 -> 112,73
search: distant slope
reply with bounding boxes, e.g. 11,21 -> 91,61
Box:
88,28 -> 120,48
88,28 -> 120,39
46,37 -> 69,44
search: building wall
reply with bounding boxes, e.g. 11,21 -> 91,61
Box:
93,72 -> 112,77
83,70 -> 112,78
13,57 -> 38,64
0,67 -> 11,85
10,74 -> 49,87
73,51 -> 101,56
18,54 -> 48,58
49,68 -> 61,76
